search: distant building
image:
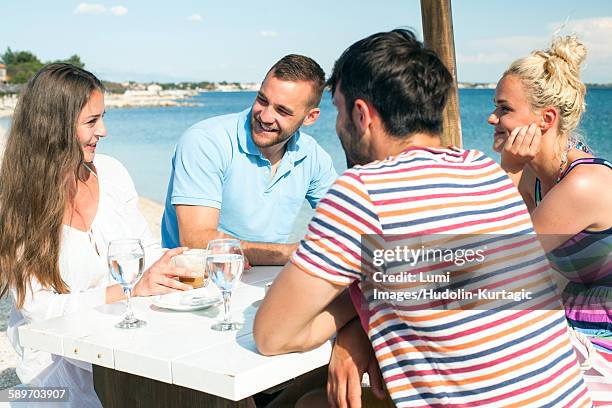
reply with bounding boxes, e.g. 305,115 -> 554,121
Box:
147,83 -> 162,93
129,83 -> 146,91
0,64 -> 8,83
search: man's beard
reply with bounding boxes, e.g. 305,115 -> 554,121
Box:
340,119 -> 370,168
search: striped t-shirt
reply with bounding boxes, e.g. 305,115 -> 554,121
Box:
293,146 -> 591,407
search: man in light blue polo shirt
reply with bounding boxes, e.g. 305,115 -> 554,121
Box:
162,54 -> 337,265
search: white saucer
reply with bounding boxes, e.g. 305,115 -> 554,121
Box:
153,287 -> 221,311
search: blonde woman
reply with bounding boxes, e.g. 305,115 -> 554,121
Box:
0,64 -> 194,406
489,36 -> 612,396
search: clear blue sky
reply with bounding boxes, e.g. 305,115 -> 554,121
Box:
2,1 -> 611,83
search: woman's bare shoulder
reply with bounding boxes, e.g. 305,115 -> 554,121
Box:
556,163 -> 612,230
561,161 -> 611,193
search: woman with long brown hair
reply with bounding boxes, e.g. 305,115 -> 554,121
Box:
0,64 -> 194,406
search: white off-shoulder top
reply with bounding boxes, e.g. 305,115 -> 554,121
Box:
7,154 -> 161,407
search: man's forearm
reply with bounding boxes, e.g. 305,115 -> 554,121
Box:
304,289 -> 358,348
259,289 -> 357,355
180,229 -> 297,266
241,241 -> 298,266
179,229 -> 228,249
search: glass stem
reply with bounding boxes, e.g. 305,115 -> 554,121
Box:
124,288 -> 134,322
222,290 -> 232,323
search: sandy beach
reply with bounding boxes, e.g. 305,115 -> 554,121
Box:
0,124 -> 165,389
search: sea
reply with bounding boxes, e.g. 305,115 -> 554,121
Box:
2,89 -> 611,238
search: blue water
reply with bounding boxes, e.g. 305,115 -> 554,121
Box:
1,89 -> 610,237
83,89 -> 612,203
92,91 -> 346,202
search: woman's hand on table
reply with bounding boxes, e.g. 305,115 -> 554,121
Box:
243,255 -> 253,270
132,247 -> 195,296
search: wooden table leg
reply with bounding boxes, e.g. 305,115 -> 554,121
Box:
93,365 -> 254,408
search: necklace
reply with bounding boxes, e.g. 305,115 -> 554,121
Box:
82,162 -> 98,179
556,141 -> 590,183
557,150 -> 568,184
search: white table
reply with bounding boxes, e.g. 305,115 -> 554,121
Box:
18,266 -> 332,407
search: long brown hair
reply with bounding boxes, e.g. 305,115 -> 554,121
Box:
0,63 -> 104,308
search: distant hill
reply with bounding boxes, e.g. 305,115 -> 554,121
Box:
458,82 -> 612,90
585,83 -> 612,89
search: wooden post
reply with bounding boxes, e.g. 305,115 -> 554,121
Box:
421,0 -> 462,147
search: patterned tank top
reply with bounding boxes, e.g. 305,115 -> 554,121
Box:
535,157 -> 612,334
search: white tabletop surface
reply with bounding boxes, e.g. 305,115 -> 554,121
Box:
18,266 -> 332,401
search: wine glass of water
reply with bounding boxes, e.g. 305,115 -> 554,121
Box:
108,239 -> 146,329
206,239 -> 244,331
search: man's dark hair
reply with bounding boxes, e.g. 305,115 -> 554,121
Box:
267,54 -> 326,108
327,29 -> 453,137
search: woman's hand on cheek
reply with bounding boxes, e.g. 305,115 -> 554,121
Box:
493,133 -> 506,153
501,123 -> 542,173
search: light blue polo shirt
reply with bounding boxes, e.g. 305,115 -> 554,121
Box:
161,108 -> 337,248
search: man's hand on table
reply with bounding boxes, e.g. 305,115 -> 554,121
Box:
176,204 -> 298,267
327,318 -> 385,408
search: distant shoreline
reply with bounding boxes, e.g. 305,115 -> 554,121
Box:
2,81 -> 611,119
1,89 -> 201,118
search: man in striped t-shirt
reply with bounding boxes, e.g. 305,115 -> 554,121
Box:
254,29 -> 591,407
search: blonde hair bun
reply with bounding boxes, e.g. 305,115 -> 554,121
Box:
548,36 -> 587,75
504,35 -> 587,137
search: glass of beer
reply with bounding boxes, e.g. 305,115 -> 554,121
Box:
174,248 -> 208,289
